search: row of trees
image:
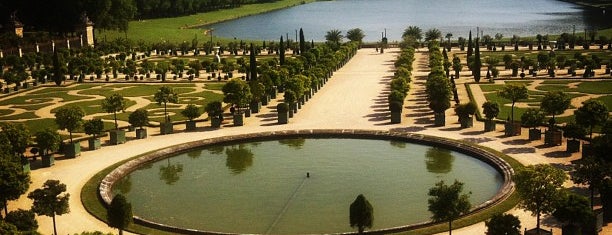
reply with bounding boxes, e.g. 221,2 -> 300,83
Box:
425,41 -> 452,126
388,43 -> 415,123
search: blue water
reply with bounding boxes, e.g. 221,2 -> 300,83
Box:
206,0 -> 611,42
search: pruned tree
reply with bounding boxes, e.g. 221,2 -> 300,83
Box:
349,194 -> 373,234
499,85 -> 528,122
574,99 -> 609,140
107,194 -> 133,235
154,86 -> 179,121
428,180 -> 471,235
35,128 -> 61,157
485,213 -> 521,235
514,164 -> 567,233
0,153 -> 31,217
54,106 -> 85,144
102,93 -> 127,129
540,91 -> 570,127
28,179 -> 70,235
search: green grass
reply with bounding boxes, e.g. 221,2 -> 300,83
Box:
77,84 -> 197,97
594,95 -> 612,109
540,80 -> 575,84
0,112 -> 38,121
576,80 -> 612,94
204,82 -> 226,91
52,99 -> 138,115
0,93 -> 87,106
21,118 -> 58,133
97,0 -> 316,44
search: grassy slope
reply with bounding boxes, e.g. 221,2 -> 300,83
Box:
97,0 -> 316,44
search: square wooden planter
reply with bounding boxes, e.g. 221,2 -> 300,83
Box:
88,138 -> 101,150
504,122 -> 522,136
459,116 -> 473,128
136,128 -> 148,139
160,122 -> 174,135
278,111 -> 289,124
484,120 -> 496,132
211,117 -> 222,128
529,129 -> 542,141
544,130 -> 563,146
233,113 -> 245,126
185,121 -> 197,131
390,111 -> 401,124
64,142 -> 81,158
110,130 -> 126,145
434,112 -> 446,126
566,139 -> 580,153
250,102 -> 262,114
42,155 -> 54,167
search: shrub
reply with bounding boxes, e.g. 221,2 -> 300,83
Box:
277,103 -> 289,113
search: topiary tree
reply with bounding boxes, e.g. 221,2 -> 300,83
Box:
574,99 -> 609,140
128,109 -> 149,130
222,78 -> 252,113
540,91 -> 570,128
154,86 -> 179,121
521,109 -> 545,130
54,106 -> 85,143
499,85 -> 528,123
514,164 -> 567,233
485,213 -> 521,235
181,104 -> 201,121
205,101 -> 224,120
35,128 -> 61,157
83,118 -> 104,140
482,101 -> 500,120
102,94 -> 127,129
0,152 -> 31,217
428,180 -> 471,235
349,194 -> 373,234
0,122 -> 31,158
28,179 -> 70,235
553,192 -> 594,233
107,194 -> 133,235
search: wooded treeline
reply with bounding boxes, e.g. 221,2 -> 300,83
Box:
0,0 -> 281,34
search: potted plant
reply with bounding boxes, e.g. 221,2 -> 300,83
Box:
54,106 -> 84,158
277,103 -> 290,124
35,128 -> 61,167
249,81 -> 265,113
222,78 -> 252,126
521,109 -> 545,141
426,74 -> 452,127
83,118 -> 104,150
129,109 -> 149,139
284,90 -> 297,117
454,102 -> 477,128
563,122 -> 586,153
499,85 -> 528,136
390,101 -> 403,124
205,101 -> 224,128
154,86 -> 179,134
482,101 -> 500,132
181,104 -> 201,131
102,94 -> 127,145
574,100 -> 609,157
541,91 -> 570,146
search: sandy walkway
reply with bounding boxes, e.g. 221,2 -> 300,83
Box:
8,48 -> 609,235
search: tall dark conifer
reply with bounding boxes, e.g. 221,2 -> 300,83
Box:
249,43 -> 257,81
467,31 -> 473,60
280,36 -> 285,66
299,28 -> 305,54
474,37 -> 482,82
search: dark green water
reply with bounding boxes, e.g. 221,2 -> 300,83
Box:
114,138 -> 503,234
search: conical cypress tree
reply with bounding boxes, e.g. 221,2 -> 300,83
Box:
474,37 -> 482,82
250,43 -> 257,81
299,28 -> 305,54
280,36 -> 285,66
467,31 -> 473,60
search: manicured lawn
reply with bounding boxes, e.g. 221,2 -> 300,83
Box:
204,82 -> 226,91
594,95 -> 612,109
97,0 -> 316,44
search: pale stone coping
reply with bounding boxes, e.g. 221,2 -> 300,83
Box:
99,129 -> 515,235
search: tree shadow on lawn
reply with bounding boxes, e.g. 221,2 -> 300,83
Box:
502,147 -> 536,154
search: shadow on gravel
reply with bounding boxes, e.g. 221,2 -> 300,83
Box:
460,130 -> 485,136
462,137 -> 495,144
502,147 -> 536,154
390,126 -> 426,132
544,151 -> 572,158
502,139 -> 531,145
440,126 -> 463,132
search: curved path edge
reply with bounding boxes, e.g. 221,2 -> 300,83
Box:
97,129 -> 516,235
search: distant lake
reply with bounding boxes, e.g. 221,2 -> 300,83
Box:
205,0 -> 611,42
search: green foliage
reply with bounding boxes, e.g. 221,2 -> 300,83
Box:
205,101 -> 224,118
83,118 -> 105,138
222,79 -> 252,108
28,180 -> 70,235
428,180 -> 471,233
35,129 -> 61,156
482,101 -> 500,120
5,209 -> 38,232
349,194 -> 373,234
520,109 -> 545,129
128,109 -> 149,129
0,153 -> 31,215
0,221 -> 18,234
107,194 -> 133,234
514,164 -> 567,231
54,106 -> 85,143
454,102 -> 477,118
485,213 -> 521,235
346,28 -> 366,43
403,26 -> 422,41
102,94 -> 127,129
0,122 -> 30,158
553,193 -> 593,226
426,75 -> 451,113
154,86 -> 179,121
284,90 -> 297,105
575,99 -> 609,139
498,85 -> 528,122
425,28 -> 442,42
563,121 -> 587,139
540,91 -> 571,122
180,104 -> 201,121
325,29 -> 344,50
276,103 -> 289,113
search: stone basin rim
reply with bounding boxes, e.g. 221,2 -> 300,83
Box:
98,128 -> 515,235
